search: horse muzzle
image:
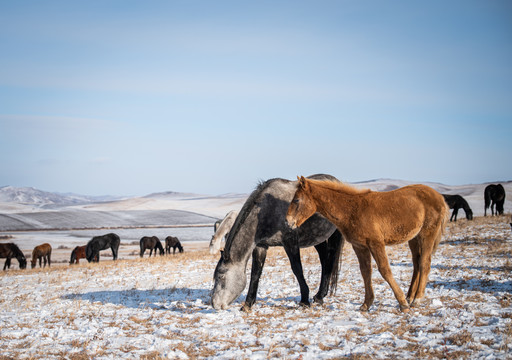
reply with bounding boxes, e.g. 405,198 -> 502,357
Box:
286,215 -> 298,229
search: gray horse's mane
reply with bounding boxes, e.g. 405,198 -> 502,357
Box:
223,178 -> 289,257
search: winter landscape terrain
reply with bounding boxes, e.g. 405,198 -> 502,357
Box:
0,180 -> 511,359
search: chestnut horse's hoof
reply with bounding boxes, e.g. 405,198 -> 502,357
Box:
359,304 -> 370,312
409,298 -> 422,307
399,304 -> 410,313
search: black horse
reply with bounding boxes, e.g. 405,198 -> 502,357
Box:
140,236 -> 165,257
484,184 -> 506,216
442,194 -> 473,221
0,243 -> 27,270
165,236 -> 184,254
86,233 -> 120,262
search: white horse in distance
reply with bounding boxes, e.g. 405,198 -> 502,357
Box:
209,210 -> 239,254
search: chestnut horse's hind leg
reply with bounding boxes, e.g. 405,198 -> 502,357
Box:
407,237 -> 421,304
352,245 -> 374,311
368,242 -> 410,312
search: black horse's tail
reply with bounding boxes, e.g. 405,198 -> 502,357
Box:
70,247 -> 77,264
139,239 -> 145,257
484,187 -> 491,215
328,230 -> 344,296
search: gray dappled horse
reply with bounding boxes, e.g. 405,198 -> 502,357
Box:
211,174 -> 344,311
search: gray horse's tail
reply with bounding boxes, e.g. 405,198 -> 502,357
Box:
329,230 -> 344,296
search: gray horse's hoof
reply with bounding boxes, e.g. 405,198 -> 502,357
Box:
313,296 -> 324,305
298,301 -> 311,308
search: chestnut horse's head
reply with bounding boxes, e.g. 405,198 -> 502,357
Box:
286,176 -> 317,229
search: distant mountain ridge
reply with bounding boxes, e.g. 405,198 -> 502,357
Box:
0,186 -> 122,208
1,180 -> 511,220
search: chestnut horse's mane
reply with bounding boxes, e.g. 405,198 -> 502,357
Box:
304,178 -> 371,195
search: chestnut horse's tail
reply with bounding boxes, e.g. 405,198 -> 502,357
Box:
328,230 -> 344,296
433,202 -> 450,255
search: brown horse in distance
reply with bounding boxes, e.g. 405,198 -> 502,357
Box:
69,245 -> 98,264
286,176 -> 448,313
31,243 -> 52,269
0,243 -> 27,270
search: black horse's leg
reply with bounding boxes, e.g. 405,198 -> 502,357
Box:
453,208 -> 459,222
312,241 -> 329,304
313,230 -> 343,304
283,239 -> 310,307
3,258 -> 8,270
242,246 -> 268,312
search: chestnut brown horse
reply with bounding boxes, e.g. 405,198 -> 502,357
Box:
69,245 -> 98,264
31,243 -> 52,269
287,176 -> 448,313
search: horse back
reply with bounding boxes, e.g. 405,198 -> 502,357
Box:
0,243 -> 15,258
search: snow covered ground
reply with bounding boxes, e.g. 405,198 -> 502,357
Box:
0,216 -> 511,359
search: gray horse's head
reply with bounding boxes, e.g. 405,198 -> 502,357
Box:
211,251 -> 247,310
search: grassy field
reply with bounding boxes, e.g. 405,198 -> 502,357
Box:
0,215 -> 511,359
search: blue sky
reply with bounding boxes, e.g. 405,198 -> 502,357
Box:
1,1 -> 511,196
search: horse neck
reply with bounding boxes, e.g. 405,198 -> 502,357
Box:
223,213 -> 258,266
308,183 -> 358,230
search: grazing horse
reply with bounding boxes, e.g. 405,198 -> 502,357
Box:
211,174 -> 344,311
165,236 -> 184,254
0,243 -> 27,270
86,233 -> 120,262
31,243 -> 52,269
209,210 -> 239,254
286,176 -> 448,313
484,184 -> 506,216
442,194 -> 473,221
70,245 -> 98,264
140,236 -> 165,257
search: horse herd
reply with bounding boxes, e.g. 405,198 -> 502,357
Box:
0,233 -> 184,271
0,177 -> 508,314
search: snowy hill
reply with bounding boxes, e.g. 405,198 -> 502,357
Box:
0,180 -> 511,232
0,186 -> 121,209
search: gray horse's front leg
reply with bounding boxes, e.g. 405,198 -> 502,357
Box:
242,246 -> 268,311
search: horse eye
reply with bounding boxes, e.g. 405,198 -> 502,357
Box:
292,199 -> 299,204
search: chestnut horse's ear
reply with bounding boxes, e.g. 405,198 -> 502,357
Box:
298,176 -> 308,189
